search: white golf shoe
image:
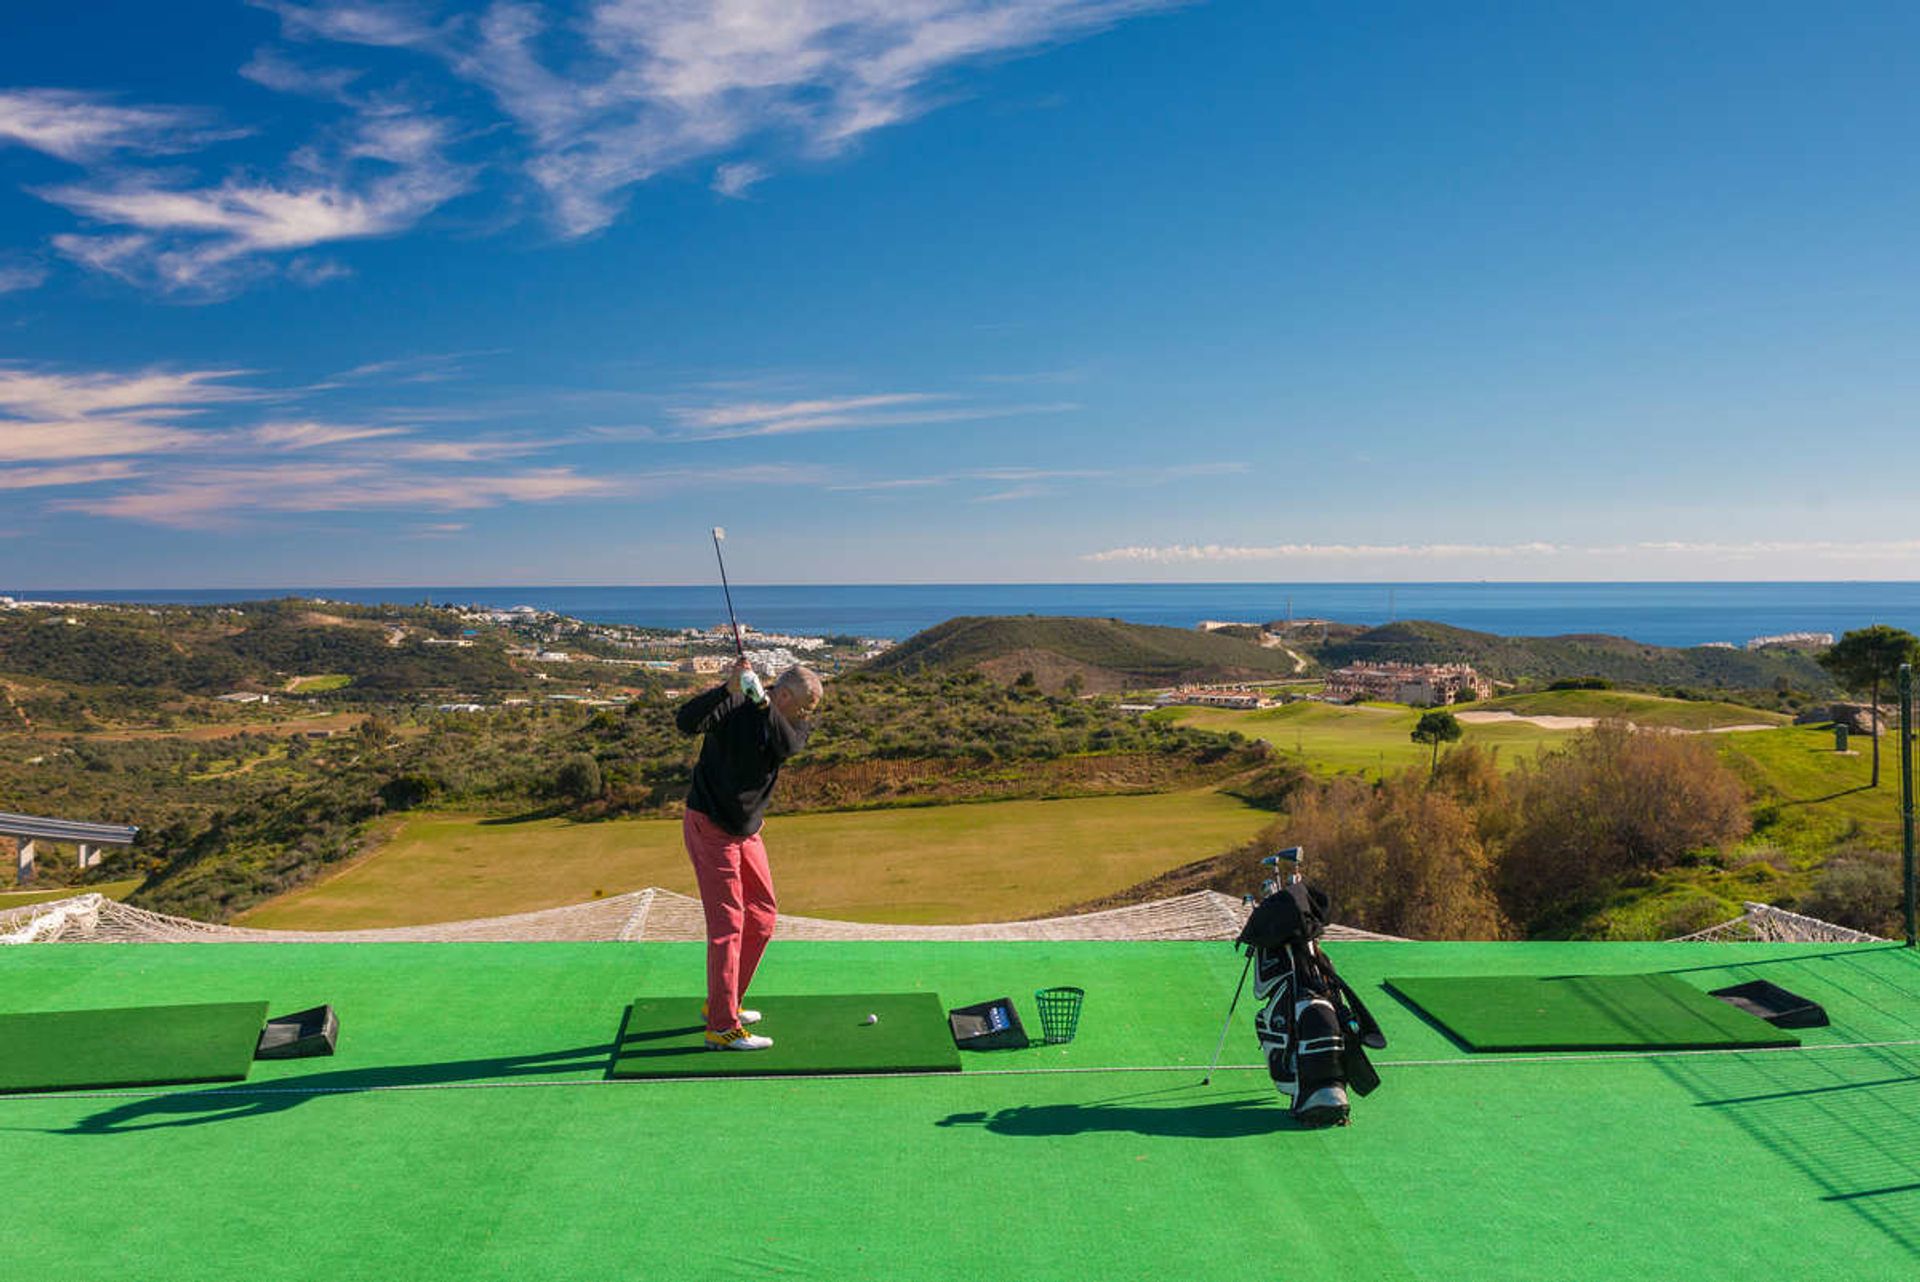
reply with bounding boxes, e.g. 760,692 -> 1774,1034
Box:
704,1027 -> 774,1051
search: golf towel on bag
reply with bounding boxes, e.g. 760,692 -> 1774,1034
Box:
1237,882 -> 1386,1128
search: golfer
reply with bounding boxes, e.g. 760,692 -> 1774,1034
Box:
675,658 -> 823,1050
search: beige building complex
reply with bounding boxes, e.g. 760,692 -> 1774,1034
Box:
1324,661 -> 1492,707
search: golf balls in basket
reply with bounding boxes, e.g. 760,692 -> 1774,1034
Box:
864,1013 -> 879,1024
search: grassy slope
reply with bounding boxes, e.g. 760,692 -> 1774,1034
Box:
867,615 -> 1302,685
1162,701 -> 1579,775
1473,690 -> 1791,730
0,877 -> 141,908
1307,619 -> 1831,692
236,788 -> 1272,930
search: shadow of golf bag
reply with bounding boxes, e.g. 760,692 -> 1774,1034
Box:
1237,882 -> 1386,1128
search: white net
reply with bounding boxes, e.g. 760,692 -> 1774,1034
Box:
1670,901 -> 1883,944
0,888 -> 1407,946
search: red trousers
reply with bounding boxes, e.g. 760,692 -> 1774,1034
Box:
682,807 -> 777,1034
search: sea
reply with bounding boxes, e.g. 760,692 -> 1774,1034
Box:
10,582 -> 1920,649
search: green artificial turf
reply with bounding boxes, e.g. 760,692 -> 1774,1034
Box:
1385,973 -> 1799,1051
2,940 -> 1918,1281
610,993 -> 961,1077
0,1001 -> 267,1092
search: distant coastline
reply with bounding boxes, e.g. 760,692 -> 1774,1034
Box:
6,581 -> 1920,648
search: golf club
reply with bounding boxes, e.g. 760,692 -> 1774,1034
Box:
710,527 -> 766,706
1201,949 -> 1254,1087
1203,845 -> 1306,1086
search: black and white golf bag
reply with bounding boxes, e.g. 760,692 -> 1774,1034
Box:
1238,882 -> 1385,1128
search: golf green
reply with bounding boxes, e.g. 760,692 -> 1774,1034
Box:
1384,973 -> 1800,1052
609,993 -> 961,1078
0,1001 -> 268,1092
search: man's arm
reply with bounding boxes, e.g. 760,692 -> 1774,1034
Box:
675,684 -> 739,735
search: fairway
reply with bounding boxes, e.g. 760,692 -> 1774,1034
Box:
238,789 -> 1272,930
1165,700 -> 1578,776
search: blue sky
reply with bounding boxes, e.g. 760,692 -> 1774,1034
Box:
3,0 -> 1920,587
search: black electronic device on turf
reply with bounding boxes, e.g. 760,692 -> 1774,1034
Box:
948,997 -> 1030,1050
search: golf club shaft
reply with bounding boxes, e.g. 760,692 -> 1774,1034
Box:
710,530 -> 745,656
1202,949 -> 1255,1085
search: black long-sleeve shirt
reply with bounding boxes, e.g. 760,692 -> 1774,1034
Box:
675,683 -> 811,837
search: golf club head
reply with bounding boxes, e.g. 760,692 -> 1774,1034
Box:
712,526 -> 726,541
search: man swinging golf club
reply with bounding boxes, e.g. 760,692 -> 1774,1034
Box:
676,528 -> 823,1050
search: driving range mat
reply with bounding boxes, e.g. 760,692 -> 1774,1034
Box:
609,993 -> 961,1078
1383,973 -> 1800,1052
0,1001 -> 269,1092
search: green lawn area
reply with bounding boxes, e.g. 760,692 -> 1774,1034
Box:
0,877 -> 141,908
1717,722 -> 1895,855
287,674 -> 352,693
1475,689 -> 1790,730
1163,700 -> 1579,776
238,788 -> 1273,930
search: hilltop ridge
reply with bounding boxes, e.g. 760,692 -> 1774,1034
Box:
863,615 -> 1303,691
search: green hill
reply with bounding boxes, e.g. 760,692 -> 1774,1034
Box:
864,615 -> 1304,691
1307,619 -> 1832,697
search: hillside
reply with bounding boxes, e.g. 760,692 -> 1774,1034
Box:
1305,619 -> 1832,696
864,615 -> 1303,690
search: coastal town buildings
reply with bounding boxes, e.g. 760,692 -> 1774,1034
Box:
1323,661 -> 1492,706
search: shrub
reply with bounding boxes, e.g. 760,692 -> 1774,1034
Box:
1266,772 -> 1507,939
1797,846 -> 1903,937
1496,721 -> 1750,931
555,753 -> 604,801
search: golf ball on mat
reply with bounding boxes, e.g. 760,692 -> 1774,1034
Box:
864,1013 -> 878,1024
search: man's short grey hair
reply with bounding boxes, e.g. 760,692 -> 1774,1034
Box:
774,666 -> 823,703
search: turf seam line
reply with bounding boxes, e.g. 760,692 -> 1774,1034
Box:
6,1038 -> 1920,1102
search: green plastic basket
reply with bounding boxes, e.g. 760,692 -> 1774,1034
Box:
1033,986 -> 1085,1045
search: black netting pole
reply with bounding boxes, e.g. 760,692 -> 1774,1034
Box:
1901,664 -> 1916,947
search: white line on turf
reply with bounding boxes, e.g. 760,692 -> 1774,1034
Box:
4,1037 -> 1919,1103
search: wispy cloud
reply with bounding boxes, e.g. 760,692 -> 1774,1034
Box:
53,462 -> 619,528
0,460 -> 140,489
0,261 -> 48,293
250,420 -> 411,450
263,0 -> 1183,236
1083,538 -> 1920,565
711,161 -> 766,198
41,105 -> 474,295
649,392 -> 1075,440
834,460 -> 1245,493
0,365 -> 261,462
1083,542 -> 1568,563
0,88 -> 243,163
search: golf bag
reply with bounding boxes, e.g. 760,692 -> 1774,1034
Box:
1237,882 -> 1385,1127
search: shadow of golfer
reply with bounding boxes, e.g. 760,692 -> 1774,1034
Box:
934,1094 -> 1294,1139
48,1042 -> 616,1136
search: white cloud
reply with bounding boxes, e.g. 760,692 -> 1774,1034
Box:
0,421 -> 205,463
0,366 -> 256,419
250,420 -> 411,450
0,262 -> 48,293
712,161 -> 766,198
0,88 -> 242,163
653,391 -> 1074,440
53,461 -> 619,527
267,0 -> 1182,235
1083,542 -> 1568,563
0,461 -> 140,489
27,84 -> 473,296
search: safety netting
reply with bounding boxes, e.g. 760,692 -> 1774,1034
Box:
0,888 -> 1408,946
